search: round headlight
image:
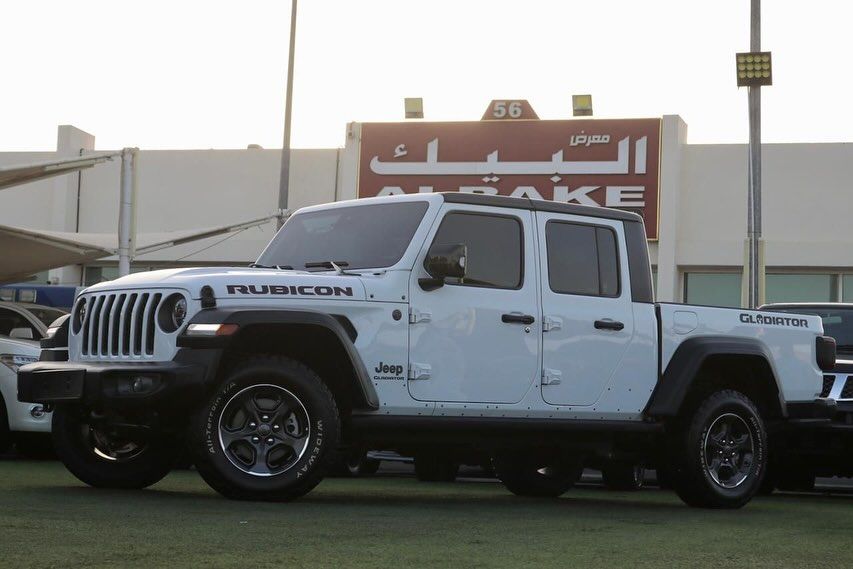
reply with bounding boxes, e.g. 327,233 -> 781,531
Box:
158,294 -> 189,333
73,300 -> 87,334
172,297 -> 187,329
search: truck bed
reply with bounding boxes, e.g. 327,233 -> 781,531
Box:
657,303 -> 824,403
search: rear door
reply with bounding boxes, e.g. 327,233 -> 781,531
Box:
408,205 -> 540,404
537,213 -> 634,406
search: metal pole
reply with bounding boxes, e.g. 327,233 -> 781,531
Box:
746,0 -> 762,307
277,0 -> 298,230
118,148 -> 136,277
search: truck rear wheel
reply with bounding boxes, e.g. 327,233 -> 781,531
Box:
667,390 -> 767,509
51,405 -> 178,489
190,356 -> 340,501
494,454 -> 583,497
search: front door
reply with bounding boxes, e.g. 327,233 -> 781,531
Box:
537,212 -> 634,406
408,205 -> 540,404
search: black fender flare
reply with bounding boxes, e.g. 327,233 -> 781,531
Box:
645,336 -> 786,418
179,308 -> 379,410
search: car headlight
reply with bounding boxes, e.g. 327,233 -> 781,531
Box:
172,297 -> 187,329
0,354 -> 38,373
157,294 -> 188,333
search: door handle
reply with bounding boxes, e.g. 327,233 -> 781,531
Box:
594,319 -> 624,331
502,313 -> 535,325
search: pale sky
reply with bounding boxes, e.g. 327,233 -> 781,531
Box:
1,0 -> 851,151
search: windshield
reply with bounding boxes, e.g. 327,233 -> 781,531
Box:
25,306 -> 68,328
770,306 -> 853,353
257,201 -> 429,271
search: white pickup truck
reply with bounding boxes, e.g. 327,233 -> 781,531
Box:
19,192 -> 836,508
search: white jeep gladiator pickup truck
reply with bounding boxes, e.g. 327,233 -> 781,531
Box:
18,193 -> 837,508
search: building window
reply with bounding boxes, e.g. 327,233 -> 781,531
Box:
684,273 -> 742,307
843,275 -> 853,302
765,274 -> 834,304
83,265 -> 150,287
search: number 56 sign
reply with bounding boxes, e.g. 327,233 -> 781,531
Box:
482,100 -> 539,120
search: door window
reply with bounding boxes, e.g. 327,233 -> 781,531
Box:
546,221 -> 619,297
427,213 -> 523,289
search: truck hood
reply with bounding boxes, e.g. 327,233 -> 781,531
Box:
84,267 -> 368,301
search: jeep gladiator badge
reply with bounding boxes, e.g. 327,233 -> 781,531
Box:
739,313 -> 809,327
373,361 -> 405,381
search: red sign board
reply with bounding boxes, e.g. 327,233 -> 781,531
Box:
357,118 -> 662,238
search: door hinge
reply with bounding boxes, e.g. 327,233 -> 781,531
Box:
542,316 -> 562,332
542,368 -> 562,386
409,308 -> 432,324
408,362 -> 432,380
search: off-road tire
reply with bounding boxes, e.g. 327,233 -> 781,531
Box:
190,356 -> 340,501
667,389 -> 767,509
602,461 -> 645,491
414,453 -> 459,482
52,404 -> 178,489
494,454 -> 584,497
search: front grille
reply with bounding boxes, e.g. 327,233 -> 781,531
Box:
841,377 -> 853,399
821,375 -> 836,398
78,292 -> 162,358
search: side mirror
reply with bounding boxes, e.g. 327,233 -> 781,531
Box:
9,327 -> 34,340
420,243 -> 467,291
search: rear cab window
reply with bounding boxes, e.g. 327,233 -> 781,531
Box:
545,220 -> 620,297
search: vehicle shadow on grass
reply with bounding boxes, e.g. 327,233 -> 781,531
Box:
15,483 -> 696,516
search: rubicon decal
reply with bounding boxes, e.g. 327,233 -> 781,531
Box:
739,313 -> 809,328
226,284 -> 354,297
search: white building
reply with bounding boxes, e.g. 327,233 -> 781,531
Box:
1,117 -> 852,308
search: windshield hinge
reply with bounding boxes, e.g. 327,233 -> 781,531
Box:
543,316 -> 562,332
542,368 -> 562,386
409,308 -> 432,324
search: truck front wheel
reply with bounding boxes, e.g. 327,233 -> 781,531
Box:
667,390 -> 767,509
51,405 -> 178,489
190,356 -> 341,501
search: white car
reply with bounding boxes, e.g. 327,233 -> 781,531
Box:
0,302 -> 66,453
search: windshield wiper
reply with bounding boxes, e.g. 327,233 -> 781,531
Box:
249,263 -> 294,270
304,260 -> 349,269
304,260 -> 354,275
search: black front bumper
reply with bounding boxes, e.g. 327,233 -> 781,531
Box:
786,397 -> 838,422
17,349 -> 220,408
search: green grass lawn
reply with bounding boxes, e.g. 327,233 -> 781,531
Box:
1,460 -> 852,568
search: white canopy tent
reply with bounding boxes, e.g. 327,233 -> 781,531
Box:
0,214 -> 283,285
0,153 -> 118,190
0,152 -> 285,284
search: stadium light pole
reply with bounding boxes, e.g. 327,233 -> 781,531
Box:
743,0 -> 766,308
277,0 -> 298,230
735,1 -> 771,308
